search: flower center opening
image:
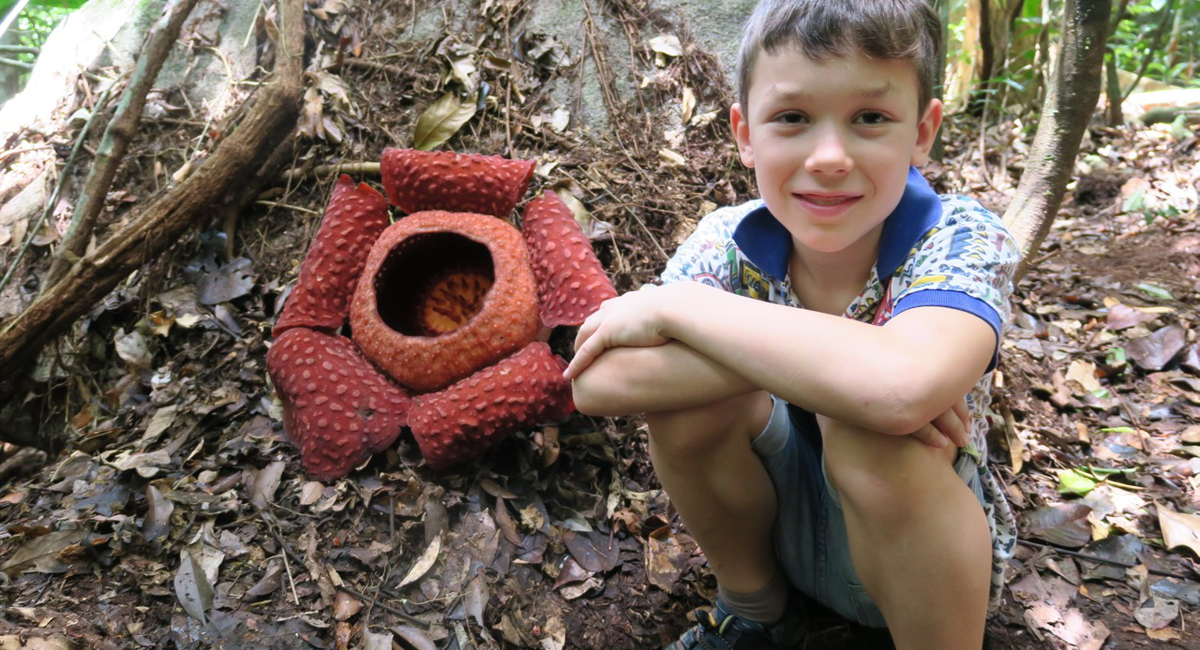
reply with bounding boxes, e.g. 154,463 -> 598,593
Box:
374,232 -> 495,337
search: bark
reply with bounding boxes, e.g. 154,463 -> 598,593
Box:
45,0 -> 202,287
0,0 -> 306,408
1105,0 -> 1131,126
1004,0 -> 1111,282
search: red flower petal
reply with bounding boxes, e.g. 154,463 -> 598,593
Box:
407,342 -> 573,470
266,328 -> 411,480
522,191 -> 617,326
381,148 -> 535,218
275,175 -> 389,336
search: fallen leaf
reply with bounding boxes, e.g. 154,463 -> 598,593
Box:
197,256 -> 256,305
114,328 -> 153,369
1134,597 -> 1179,630
1158,504 -> 1200,558
140,405 -> 178,447
563,530 -> 619,573
1057,469 -> 1097,496
1105,303 -> 1155,330
398,535 -> 441,588
464,575 -> 487,627
538,615 -> 566,650
1125,325 -> 1188,371
358,628 -> 392,650
1136,283 -> 1174,301
649,34 -> 683,61
413,91 -> 477,151
251,461 -> 286,510
0,529 -> 87,575
645,528 -> 688,590
1026,504 -> 1093,548
174,549 -> 214,624
299,481 -> 324,506
143,484 -> 174,542
390,625 -> 437,650
1065,359 -> 1103,394
333,591 -> 362,621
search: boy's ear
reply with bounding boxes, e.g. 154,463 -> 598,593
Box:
911,98 -> 944,167
730,103 -> 755,168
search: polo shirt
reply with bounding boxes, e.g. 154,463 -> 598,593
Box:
658,167 -> 1019,613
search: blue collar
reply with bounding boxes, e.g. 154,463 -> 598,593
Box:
731,167 -> 942,282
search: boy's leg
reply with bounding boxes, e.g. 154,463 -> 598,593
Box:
820,415 -> 991,650
644,391 -> 780,601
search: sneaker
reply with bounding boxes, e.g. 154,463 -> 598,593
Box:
665,599 -> 803,650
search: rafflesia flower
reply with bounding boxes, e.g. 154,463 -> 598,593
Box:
266,149 -> 616,479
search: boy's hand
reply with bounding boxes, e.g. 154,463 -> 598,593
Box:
909,398 -> 970,449
564,286 -> 673,380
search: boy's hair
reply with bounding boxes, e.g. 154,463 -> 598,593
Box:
736,0 -> 943,114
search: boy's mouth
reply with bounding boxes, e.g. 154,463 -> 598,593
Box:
795,193 -> 861,207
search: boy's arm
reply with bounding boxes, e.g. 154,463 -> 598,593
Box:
567,281 -> 994,436
569,341 -> 759,416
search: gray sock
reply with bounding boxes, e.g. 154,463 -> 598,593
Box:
718,571 -> 789,625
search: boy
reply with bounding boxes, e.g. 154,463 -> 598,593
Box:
563,1 -> 1019,649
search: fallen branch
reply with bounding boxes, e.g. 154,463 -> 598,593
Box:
279,161 -> 381,183
0,0 -> 307,408
45,0 -> 202,288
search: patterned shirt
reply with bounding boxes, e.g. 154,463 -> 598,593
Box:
659,167 -> 1019,613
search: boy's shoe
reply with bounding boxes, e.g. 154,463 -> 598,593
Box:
665,599 -> 804,650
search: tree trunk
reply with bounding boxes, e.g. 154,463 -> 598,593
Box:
0,0 -> 306,408
1004,0 -> 1111,281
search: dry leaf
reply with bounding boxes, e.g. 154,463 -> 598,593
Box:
413,91 -> 477,151
299,481 -> 325,506
397,535 -> 441,588
391,625 -> 437,650
140,405 -> 178,447
359,629 -> 393,650
174,550 -> 213,624
681,87 -> 696,124
1158,504 -> 1200,558
333,591 -> 363,621
1065,359 -> 1102,394
251,461 -> 286,510
143,485 -> 174,542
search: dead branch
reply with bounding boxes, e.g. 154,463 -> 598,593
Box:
1003,0 -> 1110,281
0,0 -> 307,408
45,0 -> 202,288
279,161 -> 381,183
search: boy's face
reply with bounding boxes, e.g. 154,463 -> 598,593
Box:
731,47 -> 942,259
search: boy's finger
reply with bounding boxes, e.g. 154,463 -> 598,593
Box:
930,408 -> 966,447
564,338 -> 601,379
911,424 -> 948,448
953,398 -> 970,431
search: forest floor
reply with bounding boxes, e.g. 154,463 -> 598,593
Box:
1,3 -> 1199,649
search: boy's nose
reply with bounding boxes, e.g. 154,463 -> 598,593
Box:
804,127 -> 853,176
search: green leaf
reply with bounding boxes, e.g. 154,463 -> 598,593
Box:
1058,469 -> 1097,496
1106,346 -> 1127,368
1136,283 -> 1174,301
412,91 -> 477,151
1091,388 -> 1111,400
1122,185 -> 1147,214
1098,426 -> 1136,434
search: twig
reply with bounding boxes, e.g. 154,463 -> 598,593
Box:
279,161 -> 381,183
45,0 -> 203,288
258,509 -> 428,628
341,58 -> 410,78
256,200 -> 321,216
0,85 -> 115,298
0,57 -> 32,71
1018,538 -> 1193,580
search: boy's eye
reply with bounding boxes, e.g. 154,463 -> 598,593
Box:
855,111 -> 889,125
774,111 -> 807,125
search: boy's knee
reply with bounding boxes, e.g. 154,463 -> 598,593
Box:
645,391 -> 772,458
821,417 -> 958,525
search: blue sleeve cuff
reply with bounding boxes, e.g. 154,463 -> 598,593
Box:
892,289 -> 1004,372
